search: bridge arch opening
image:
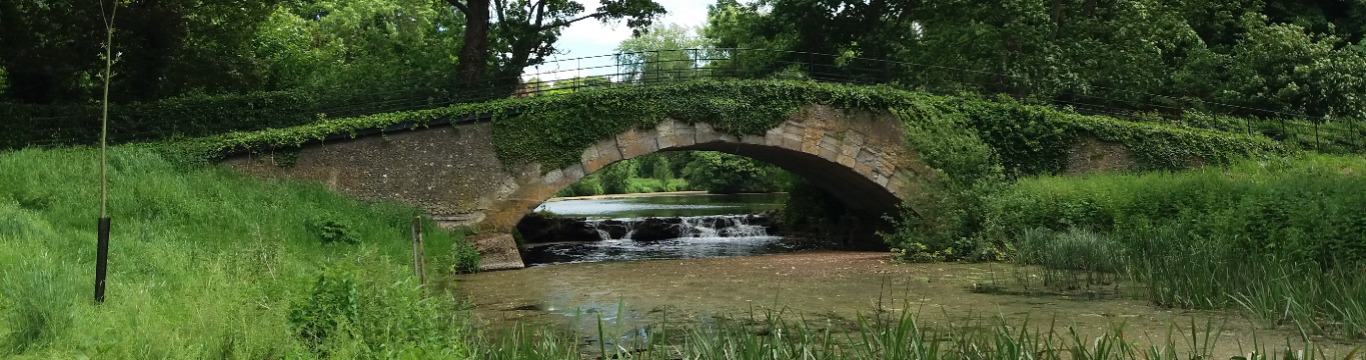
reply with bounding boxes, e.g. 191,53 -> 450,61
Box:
515,146 -> 899,265
508,108 -> 927,261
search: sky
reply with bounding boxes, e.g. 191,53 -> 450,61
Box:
527,0 -> 715,81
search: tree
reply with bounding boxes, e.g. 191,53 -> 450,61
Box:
701,0 -> 1366,120
442,0 -> 668,89
615,23 -> 711,84
681,151 -> 785,194
0,0 -> 279,103
1190,14 -> 1366,120
252,0 -> 464,91
598,159 -> 636,194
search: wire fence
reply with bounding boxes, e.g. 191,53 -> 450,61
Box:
4,48 -> 1363,153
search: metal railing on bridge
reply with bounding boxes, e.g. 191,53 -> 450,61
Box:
7,48 -> 1363,152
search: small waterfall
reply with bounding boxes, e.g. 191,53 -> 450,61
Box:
586,215 -> 771,241
622,221 -> 637,239
591,223 -> 613,240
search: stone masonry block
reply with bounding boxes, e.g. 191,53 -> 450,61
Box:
782,133 -> 803,150
541,169 -> 564,185
840,141 -> 860,159
616,128 -> 659,160
580,141 -> 600,167
837,152 -> 857,168
765,127 -> 785,146
563,164 -> 586,182
801,127 -> 825,155
655,119 -> 679,149
672,122 -> 696,147
856,148 -> 878,167
781,123 -> 806,150
854,163 -> 874,178
742,134 -> 766,145
877,157 -> 896,176
694,122 -> 719,143
582,138 -> 622,173
820,147 -> 839,162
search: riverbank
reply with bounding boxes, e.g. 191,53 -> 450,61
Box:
455,250 -> 1361,356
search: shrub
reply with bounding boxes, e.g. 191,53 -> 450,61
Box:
556,174 -> 604,197
306,215 -> 359,245
290,266 -> 359,346
450,239 -> 481,274
881,103 -> 1005,261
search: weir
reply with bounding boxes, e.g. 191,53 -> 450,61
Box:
583,215 -> 773,241
523,215 -> 789,266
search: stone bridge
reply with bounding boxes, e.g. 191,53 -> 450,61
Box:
224,105 -> 937,268
224,103 -> 1133,270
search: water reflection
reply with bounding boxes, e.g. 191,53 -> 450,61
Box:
534,193 -> 786,218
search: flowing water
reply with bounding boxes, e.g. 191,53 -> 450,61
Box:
524,193 -> 795,266
456,193 -> 1361,355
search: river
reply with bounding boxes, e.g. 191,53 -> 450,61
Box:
522,193 -> 797,266
454,192 -> 1358,355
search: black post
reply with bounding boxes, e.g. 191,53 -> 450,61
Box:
1315,121 -> 1321,150
95,217 -> 111,303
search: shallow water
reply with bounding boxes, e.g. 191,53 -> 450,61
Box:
481,193 -> 1361,355
534,193 -> 786,218
456,252 -> 1361,355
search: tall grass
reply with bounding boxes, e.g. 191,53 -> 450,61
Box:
465,304 -> 1361,360
0,147 -> 477,358
996,154 -> 1366,340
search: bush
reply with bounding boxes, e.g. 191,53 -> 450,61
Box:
881,104 -> 1006,261
306,215 -> 359,245
450,239 -> 481,274
556,174 -> 605,197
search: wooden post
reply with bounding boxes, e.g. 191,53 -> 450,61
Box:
411,217 -> 426,288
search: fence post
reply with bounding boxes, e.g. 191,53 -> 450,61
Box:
693,49 -> 700,81
411,217 -> 426,288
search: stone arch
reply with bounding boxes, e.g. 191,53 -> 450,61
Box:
486,105 -> 934,233
223,104 -> 934,237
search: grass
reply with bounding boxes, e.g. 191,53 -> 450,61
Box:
996,154 -> 1366,341
466,303 -> 1361,360
0,146 -> 478,358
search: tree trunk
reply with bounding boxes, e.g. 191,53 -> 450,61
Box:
456,0 -> 490,84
